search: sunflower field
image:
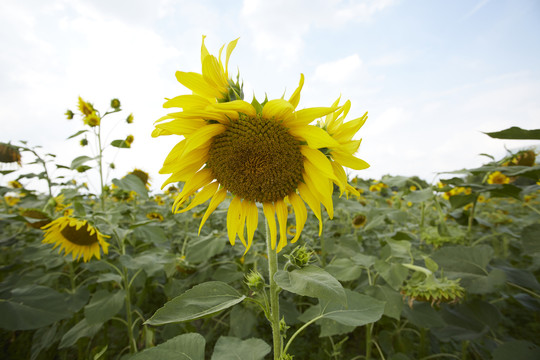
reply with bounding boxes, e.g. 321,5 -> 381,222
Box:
2,38 -> 540,360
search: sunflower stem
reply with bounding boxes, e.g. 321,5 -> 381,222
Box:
97,123 -> 105,211
266,221 -> 282,360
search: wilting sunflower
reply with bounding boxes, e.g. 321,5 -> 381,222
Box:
0,142 -> 22,165
41,217 -> 110,262
153,38 -> 369,253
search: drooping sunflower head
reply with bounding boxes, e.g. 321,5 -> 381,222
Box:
153,38 -> 369,254
129,168 -> 150,188
0,142 -> 22,165
41,217 -> 110,262
21,208 -> 51,229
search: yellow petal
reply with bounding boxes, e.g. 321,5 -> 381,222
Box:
175,181 -> 219,213
285,107 -> 336,128
201,35 -> 210,63
331,151 -> 370,170
288,193 -> 306,243
337,139 -> 362,154
289,125 -> 339,149
199,188 -> 227,234
332,112 -> 368,143
202,55 -> 227,91
300,146 -> 339,182
237,200 -> 248,247
209,100 -> 256,118
245,201 -> 258,254
303,168 -> 334,219
182,123 -> 226,157
262,99 -> 294,122
298,183 -> 323,236
163,95 -> 211,109
155,118 -> 206,136
263,203 -> 277,250
227,196 -> 242,245
174,168 -> 214,202
225,38 -> 239,77
288,73 -> 304,109
175,71 -> 223,99
275,199 -> 288,253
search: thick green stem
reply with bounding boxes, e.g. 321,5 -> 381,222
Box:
123,267 -> 137,353
365,323 -> 373,360
97,125 -> 105,211
266,222 -> 282,360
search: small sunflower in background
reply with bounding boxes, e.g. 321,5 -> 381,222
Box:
146,212 -> 164,222
41,217 -> 110,262
487,171 -> 510,185
153,37 -> 369,253
129,168 -> 150,188
352,214 -> 367,228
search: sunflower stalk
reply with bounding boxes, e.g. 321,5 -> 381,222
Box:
266,221 -> 283,360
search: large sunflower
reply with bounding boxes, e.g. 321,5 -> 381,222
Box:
153,38 -> 369,253
42,217 -> 110,262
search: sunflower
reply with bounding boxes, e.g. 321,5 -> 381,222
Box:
0,142 -> 22,165
41,217 -> 110,262
153,38 -> 369,253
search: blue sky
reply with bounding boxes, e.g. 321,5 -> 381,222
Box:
1,0 -> 539,193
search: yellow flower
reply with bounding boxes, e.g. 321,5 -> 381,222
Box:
369,182 -> 387,192
154,195 -> 165,206
147,212 -> 164,221
487,171 -> 510,185
318,97 -> 369,197
8,180 -> 22,188
154,45 -> 368,254
409,185 -> 417,191
78,96 -> 94,116
83,112 -> 101,127
41,217 -> 110,262
125,135 -> 134,146
4,195 -> 20,206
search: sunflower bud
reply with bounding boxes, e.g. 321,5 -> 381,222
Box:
126,113 -> 134,124
65,109 -> 74,120
284,245 -> 313,269
125,135 -> 134,146
111,98 -> 121,109
245,270 -> 265,291
80,138 -> 88,146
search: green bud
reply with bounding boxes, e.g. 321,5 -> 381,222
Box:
245,270 -> 265,291
65,109 -> 74,120
80,138 -> 88,146
111,98 -> 121,109
284,245 -> 313,269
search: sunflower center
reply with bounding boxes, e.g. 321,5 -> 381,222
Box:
61,224 -> 99,246
207,114 -> 304,203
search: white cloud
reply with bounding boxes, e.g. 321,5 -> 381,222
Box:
313,54 -> 363,84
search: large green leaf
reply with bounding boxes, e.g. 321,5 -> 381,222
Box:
274,265 -> 346,304
374,260 -> 408,290
211,336 -> 270,360
84,289 -> 125,324
112,174 -> 148,199
59,319 -> 103,348
186,232 -> 227,264
404,188 -> 433,203
484,126 -> 540,140
70,155 -> 93,169
521,224 -> 540,254
0,285 -> 73,330
492,340 -> 540,360
131,333 -> 206,360
145,281 -> 246,326
325,258 -> 363,282
298,289 -> 385,332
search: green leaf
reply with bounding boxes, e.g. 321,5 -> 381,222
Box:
229,306 -> 257,339
31,325 -> 57,360
111,139 -> 130,148
84,289 -> 125,324
402,302 -> 445,329
484,126 -> 540,140
404,188 -> 433,203
146,281 -> 246,326
0,285 -> 73,330
521,224 -> 540,254
274,265 -> 346,304
492,340 -> 540,360
132,333 -> 206,360
112,174 -> 148,199
66,130 -> 88,139
325,258 -> 363,281
211,336 -> 270,360
365,285 -> 404,320
374,260 -> 409,290
70,155 -> 94,170
298,289 -> 385,329
59,319 -> 103,348
186,232 -> 227,264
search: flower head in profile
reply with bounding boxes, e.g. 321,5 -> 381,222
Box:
153,37 -> 368,253
41,217 -> 110,262
0,142 -> 22,165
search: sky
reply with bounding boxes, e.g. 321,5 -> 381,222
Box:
1,0 -> 539,194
